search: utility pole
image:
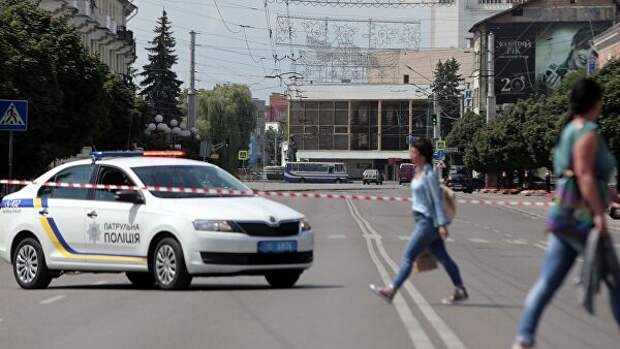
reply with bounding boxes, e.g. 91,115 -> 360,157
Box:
188,30 -> 198,129
433,94 -> 441,140
486,31 -> 496,122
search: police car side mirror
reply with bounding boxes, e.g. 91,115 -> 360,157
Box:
115,190 -> 145,205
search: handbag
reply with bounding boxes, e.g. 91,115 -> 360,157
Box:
545,173 -> 594,238
441,184 -> 457,221
413,249 -> 438,272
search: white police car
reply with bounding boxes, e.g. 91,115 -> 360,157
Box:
0,151 -> 314,290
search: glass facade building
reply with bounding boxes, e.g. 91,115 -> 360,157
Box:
288,100 -> 430,153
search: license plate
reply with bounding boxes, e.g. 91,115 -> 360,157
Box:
258,241 -> 297,253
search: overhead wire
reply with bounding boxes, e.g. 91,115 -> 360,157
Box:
213,0 -> 242,33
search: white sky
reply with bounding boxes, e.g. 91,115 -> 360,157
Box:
128,0 -> 434,101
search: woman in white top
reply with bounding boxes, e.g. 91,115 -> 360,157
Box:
370,138 -> 467,304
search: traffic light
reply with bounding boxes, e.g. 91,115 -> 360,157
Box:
432,113 -> 437,126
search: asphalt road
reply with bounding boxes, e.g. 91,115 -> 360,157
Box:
1,184 -> 619,349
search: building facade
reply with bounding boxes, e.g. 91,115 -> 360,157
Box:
430,0 -> 524,49
368,48 -> 475,86
39,0 -> 138,80
268,93 -> 288,123
469,0 -> 616,114
593,23 -> 620,68
287,84 -> 430,179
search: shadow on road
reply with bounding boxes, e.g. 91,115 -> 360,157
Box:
48,283 -> 344,292
433,302 -> 522,309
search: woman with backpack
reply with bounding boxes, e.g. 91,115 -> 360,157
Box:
370,138 -> 468,304
513,78 -> 620,349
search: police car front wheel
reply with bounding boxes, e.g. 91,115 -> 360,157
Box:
152,238 -> 192,290
12,238 -> 53,289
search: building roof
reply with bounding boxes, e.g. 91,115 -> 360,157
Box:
288,84 -> 431,101
469,0 -> 535,33
468,0 -> 616,33
593,22 -> 620,49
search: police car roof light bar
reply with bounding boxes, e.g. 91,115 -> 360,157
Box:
143,150 -> 186,158
91,151 -> 144,161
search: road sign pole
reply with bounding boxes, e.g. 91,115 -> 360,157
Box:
6,130 -> 13,194
8,130 -> 13,180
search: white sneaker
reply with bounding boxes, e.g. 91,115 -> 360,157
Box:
369,284 -> 395,304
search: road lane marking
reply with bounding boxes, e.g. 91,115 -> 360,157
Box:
505,239 -> 528,245
347,200 -> 466,349
398,235 -> 410,240
0,318 -> 3,323
345,201 -> 434,349
40,295 -> 65,305
446,238 -> 456,242
534,243 -> 547,250
328,234 -> 347,239
467,238 -> 490,244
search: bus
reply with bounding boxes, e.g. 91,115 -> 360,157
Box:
284,162 -> 349,183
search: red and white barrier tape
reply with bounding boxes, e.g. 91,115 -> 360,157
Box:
0,179 -> 553,207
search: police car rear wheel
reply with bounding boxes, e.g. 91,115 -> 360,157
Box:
265,269 -> 302,288
126,272 -> 156,289
13,238 -> 52,289
153,238 -> 192,290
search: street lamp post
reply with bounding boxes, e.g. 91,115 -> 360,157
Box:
145,114 -> 199,149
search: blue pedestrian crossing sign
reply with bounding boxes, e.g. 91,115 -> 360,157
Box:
0,100 -> 28,131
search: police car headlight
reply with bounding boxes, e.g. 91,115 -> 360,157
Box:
193,220 -> 238,232
301,218 -> 312,232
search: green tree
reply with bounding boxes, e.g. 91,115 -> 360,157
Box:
431,58 -> 464,137
0,0 -> 110,178
139,10 -> 182,121
446,111 -> 484,155
594,59 -> 620,161
264,123 -> 285,165
94,77 -> 149,150
196,84 -> 256,172
469,106 -> 530,175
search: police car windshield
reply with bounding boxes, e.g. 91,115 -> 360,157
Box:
132,165 -> 251,198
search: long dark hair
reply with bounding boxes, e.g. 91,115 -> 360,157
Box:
569,78 -> 602,117
412,139 -> 433,165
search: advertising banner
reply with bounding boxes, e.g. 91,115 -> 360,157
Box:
535,23 -> 608,93
490,23 -> 537,104
490,22 -> 611,104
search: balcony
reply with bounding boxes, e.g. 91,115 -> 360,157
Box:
117,26 -> 134,45
116,26 -> 136,60
70,0 -> 92,17
471,0 -> 525,10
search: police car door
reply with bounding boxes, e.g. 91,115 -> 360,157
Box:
37,164 -> 95,265
83,165 -> 145,265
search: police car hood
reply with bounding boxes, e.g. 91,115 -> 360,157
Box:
161,196 -> 305,221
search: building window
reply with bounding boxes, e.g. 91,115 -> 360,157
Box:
403,75 -> 410,84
